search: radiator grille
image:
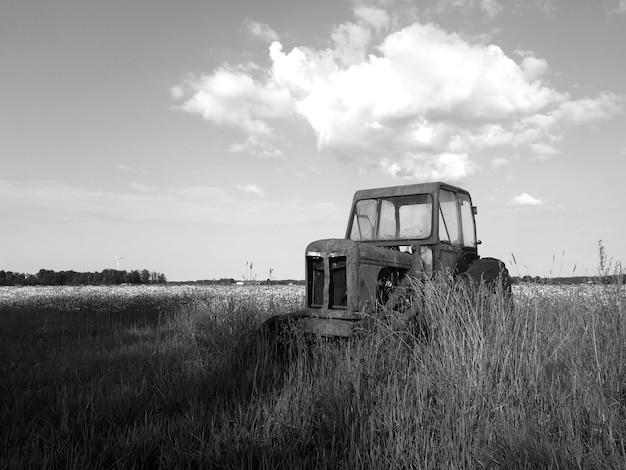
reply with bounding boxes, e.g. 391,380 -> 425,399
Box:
329,256 -> 347,308
307,257 -> 324,308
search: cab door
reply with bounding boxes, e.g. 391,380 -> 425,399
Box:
437,188 -> 464,273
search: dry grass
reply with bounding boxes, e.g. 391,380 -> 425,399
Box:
1,281 -> 625,469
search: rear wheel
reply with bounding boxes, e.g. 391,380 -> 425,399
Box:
460,257 -> 512,299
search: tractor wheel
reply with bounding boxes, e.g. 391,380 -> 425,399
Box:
461,257 -> 512,298
258,310 -> 309,361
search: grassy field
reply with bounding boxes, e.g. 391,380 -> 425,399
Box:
1,281 -> 625,469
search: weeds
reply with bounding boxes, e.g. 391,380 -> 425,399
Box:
1,282 -> 625,468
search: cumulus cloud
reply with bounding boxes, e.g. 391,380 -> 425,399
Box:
354,5 -> 391,32
177,68 -> 292,136
174,67 -> 293,157
511,193 -> 543,206
172,6 -> 624,181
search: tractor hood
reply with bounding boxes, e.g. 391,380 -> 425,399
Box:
306,238 -> 413,269
304,238 -> 413,315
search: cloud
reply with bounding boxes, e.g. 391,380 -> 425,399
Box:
491,157 -> 509,169
293,165 -> 322,178
116,164 -> 150,176
228,135 -> 284,159
554,93 -> 624,124
243,19 -> 280,42
173,7 -> 624,181
129,182 -> 159,193
354,6 -> 391,32
421,0 -> 503,19
0,179 -> 343,229
174,67 -> 293,157
529,142 -> 560,161
511,193 -> 543,206
236,183 -> 265,197
478,0 -> 503,18
177,68 -> 293,136
612,0 -> 626,14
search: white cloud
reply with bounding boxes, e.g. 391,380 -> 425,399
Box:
116,164 -> 150,176
424,0 -> 503,19
228,135 -> 284,159
553,93 -> 624,124
178,68 -> 293,136
491,157 -> 509,169
0,179 -> 343,229
511,193 -> 543,206
175,67 -> 293,157
243,18 -> 280,42
236,183 -> 265,197
613,0 -> 626,14
480,0 -> 503,18
529,142 -> 560,161
520,55 -> 549,81
380,152 -> 476,181
170,85 -> 184,100
293,165 -> 322,178
354,6 -> 390,33
173,7 -> 624,181
129,182 -> 159,193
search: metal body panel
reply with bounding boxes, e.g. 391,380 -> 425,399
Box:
306,238 -> 412,315
300,316 -> 362,337
275,181 -> 494,338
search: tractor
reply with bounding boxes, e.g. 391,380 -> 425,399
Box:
264,181 -> 511,338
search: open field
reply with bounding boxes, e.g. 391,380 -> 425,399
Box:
1,282 -> 625,469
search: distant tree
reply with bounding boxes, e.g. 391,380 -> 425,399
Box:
140,269 -> 150,284
128,270 -> 141,284
76,272 -> 89,285
36,269 -> 52,285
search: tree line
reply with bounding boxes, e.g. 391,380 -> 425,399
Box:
511,275 -> 624,285
0,269 -> 167,286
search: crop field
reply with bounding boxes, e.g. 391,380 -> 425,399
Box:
1,281 -> 625,469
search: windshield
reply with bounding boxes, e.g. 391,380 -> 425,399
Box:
349,194 -> 433,241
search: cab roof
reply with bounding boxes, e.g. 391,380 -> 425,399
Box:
352,181 -> 470,201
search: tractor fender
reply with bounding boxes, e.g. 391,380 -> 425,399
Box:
460,257 -> 512,295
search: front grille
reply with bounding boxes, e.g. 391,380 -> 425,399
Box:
307,256 -> 324,308
329,256 -> 347,308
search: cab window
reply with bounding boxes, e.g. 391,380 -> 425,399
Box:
459,193 -> 476,247
439,189 -> 461,245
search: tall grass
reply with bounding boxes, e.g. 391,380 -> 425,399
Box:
1,281 -> 625,468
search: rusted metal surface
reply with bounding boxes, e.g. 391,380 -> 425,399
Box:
265,181 -> 509,338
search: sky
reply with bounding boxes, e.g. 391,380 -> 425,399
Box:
1,0 -> 625,281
